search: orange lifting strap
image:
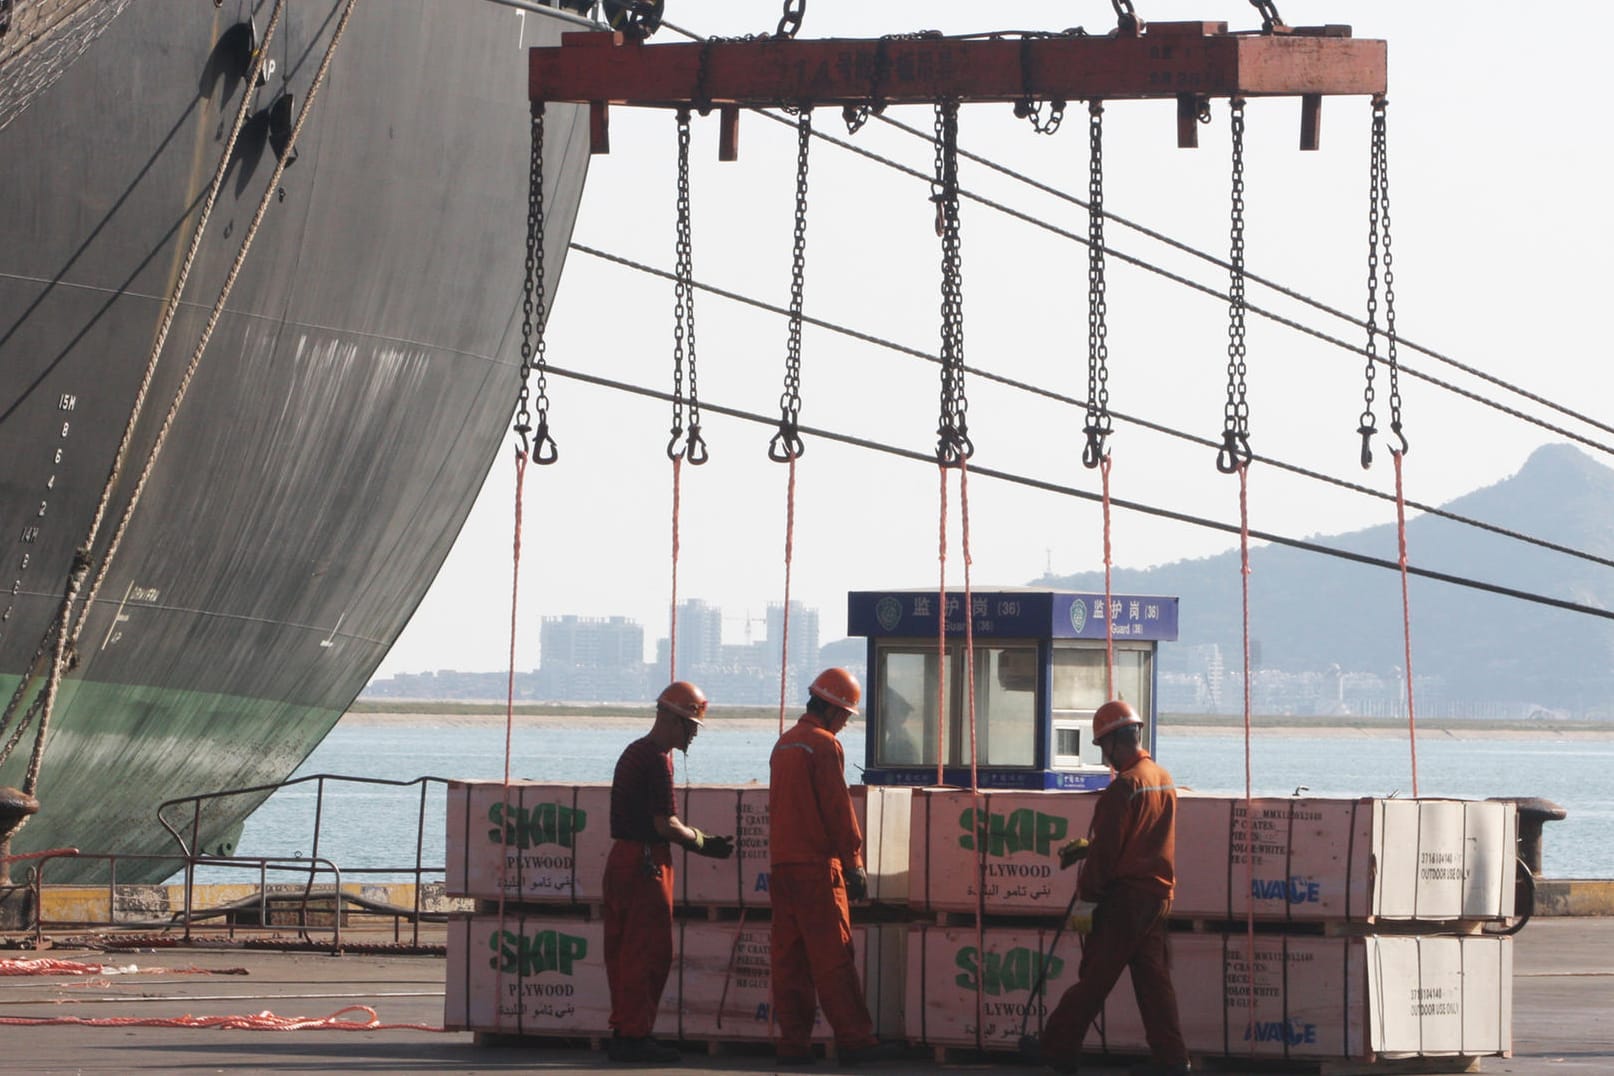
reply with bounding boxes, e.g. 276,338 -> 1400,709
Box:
529,23 -> 1386,156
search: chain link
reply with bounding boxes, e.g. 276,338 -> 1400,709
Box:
668,109 -> 707,464
1014,34 -> 1068,135
1249,0 -> 1285,31
517,103 -> 557,463
1217,99 -> 1252,473
775,0 -> 805,39
770,110 -> 812,462
1083,100 -> 1112,468
1358,96 -> 1405,464
932,100 -> 971,465
1378,98 -> 1405,455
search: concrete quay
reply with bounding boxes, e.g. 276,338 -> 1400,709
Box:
0,917 -> 1609,1075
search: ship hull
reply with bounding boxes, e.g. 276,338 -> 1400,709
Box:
0,0 -> 590,881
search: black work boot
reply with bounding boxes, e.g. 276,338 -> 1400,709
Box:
606,1034 -> 680,1064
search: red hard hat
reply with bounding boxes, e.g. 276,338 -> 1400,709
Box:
1092,699 -> 1143,743
808,667 -> 861,715
657,680 -> 708,723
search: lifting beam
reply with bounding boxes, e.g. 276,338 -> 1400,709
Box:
529,21 -> 1387,157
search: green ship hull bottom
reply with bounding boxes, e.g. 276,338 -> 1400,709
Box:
0,674 -> 342,885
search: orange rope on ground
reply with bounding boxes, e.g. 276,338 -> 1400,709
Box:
1237,461 -> 1257,1048
0,959 -> 247,977
0,1004 -> 447,1031
935,466 -> 949,788
1393,451 -> 1420,796
1101,454 -> 1115,698
777,456 -> 798,735
669,455 -> 683,677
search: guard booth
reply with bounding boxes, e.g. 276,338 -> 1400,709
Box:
848,589 -> 1178,790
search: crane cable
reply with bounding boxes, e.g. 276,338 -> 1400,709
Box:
1084,100 -> 1118,698
769,108 -> 812,734
1220,97 -> 1259,1052
574,238 -> 1614,579
1360,96 -> 1420,796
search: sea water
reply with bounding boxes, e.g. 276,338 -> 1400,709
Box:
231,722 -> 1611,881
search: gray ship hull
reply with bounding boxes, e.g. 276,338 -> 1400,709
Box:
0,0 -> 590,881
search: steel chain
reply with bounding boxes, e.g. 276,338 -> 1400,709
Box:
1378,98 -> 1405,455
516,104 -> 557,463
1014,34 -> 1067,135
1083,100 -> 1111,468
775,0 -> 805,40
1217,99 -> 1252,473
1249,0 -> 1284,31
770,109 -> 812,462
1358,98 -> 1382,468
669,109 -> 707,464
932,100 -> 971,464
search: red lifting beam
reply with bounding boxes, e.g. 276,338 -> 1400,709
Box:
530,22 -> 1386,156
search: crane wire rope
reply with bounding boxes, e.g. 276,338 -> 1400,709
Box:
748,107 -> 1614,463
769,107 -> 812,735
531,364 -> 1614,623
653,16 -> 1614,450
1220,96 -> 1259,1045
566,248 -> 1614,578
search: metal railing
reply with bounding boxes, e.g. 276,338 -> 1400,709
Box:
2,774 -> 462,951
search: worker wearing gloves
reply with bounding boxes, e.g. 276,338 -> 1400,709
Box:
603,680 -> 733,1064
1036,699 -> 1190,1076
768,668 -> 900,1066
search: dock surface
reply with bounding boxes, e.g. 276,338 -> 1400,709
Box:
1,918 -> 1608,1074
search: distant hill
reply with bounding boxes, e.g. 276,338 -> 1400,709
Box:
1041,444 -> 1614,717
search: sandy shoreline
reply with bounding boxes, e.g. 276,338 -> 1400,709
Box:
339,710 -> 1614,741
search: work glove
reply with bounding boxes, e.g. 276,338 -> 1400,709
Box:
1058,837 -> 1091,871
844,866 -> 869,901
690,831 -> 734,859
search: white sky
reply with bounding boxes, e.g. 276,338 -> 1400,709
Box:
376,1 -> 1614,677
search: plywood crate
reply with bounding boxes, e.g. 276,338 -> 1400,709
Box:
1174,796 -> 1517,923
906,925 -> 1511,1062
447,914 -> 903,1043
444,781 -> 612,903
909,789 -> 1098,916
445,913 -> 679,1038
675,785 -> 912,909
673,922 -> 882,1042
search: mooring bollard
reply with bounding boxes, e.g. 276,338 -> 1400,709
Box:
1488,797 -> 1568,875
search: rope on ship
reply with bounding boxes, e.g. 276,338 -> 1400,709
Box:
1,0 -> 348,866
0,1003 -> 446,1032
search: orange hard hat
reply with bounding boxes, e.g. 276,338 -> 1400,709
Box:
808,667 -> 861,715
1092,699 -> 1143,743
657,680 -> 708,723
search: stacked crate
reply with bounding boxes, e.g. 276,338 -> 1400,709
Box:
904,789 -> 1517,1068
443,779 -> 911,1046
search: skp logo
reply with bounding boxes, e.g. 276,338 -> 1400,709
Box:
954,945 -> 1063,996
488,801 -> 587,850
958,807 -> 1068,857
487,927 -> 589,976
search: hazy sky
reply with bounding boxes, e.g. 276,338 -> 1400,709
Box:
376,1 -> 1613,677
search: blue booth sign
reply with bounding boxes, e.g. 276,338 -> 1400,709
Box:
848,589 -> 1177,641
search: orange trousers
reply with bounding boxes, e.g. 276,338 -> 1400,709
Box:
769,860 -> 877,1055
1041,890 -> 1188,1067
603,840 -> 674,1038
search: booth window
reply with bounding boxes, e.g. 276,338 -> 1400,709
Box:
1050,643 -> 1153,769
873,642 -> 1037,768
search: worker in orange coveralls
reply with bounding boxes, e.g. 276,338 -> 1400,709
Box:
603,680 -> 734,1065
768,667 -> 903,1066
1034,699 -> 1190,1076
